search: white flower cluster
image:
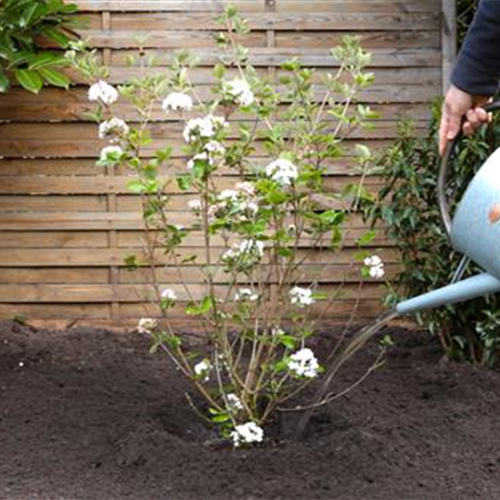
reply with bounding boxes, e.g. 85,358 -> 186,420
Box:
231,421 -> 264,447
88,80 -> 119,105
264,158 -> 298,186
99,145 -> 123,163
188,199 -> 202,212
162,92 -> 193,113
289,287 -> 315,308
222,239 -> 265,263
161,288 -> 177,301
227,393 -> 244,412
99,117 -> 129,142
183,115 -> 228,143
223,78 -> 254,107
187,141 -> 226,171
207,182 -> 259,223
364,255 -> 385,279
137,318 -> 157,334
288,347 -> 320,379
194,359 -> 212,381
235,288 -> 259,302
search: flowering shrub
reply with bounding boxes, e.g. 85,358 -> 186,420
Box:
68,7 -> 386,447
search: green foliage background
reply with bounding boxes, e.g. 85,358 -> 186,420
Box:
0,0 -> 78,93
370,1 -> 500,366
371,112 -> 500,366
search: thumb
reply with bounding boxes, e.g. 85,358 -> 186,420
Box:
446,111 -> 463,141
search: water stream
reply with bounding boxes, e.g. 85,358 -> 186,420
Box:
295,307 -> 400,437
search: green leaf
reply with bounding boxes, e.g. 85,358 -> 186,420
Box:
38,67 -> 70,88
28,52 -> 67,70
279,335 -> 296,350
356,230 -> 377,246
14,68 -> 43,93
176,175 -> 191,191
211,413 -> 231,423
0,68 -> 10,93
41,27 -> 70,48
124,254 -> 139,270
126,180 -> 145,194
19,3 -> 43,28
165,335 -> 182,349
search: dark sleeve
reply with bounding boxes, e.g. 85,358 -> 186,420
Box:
451,0 -> 500,96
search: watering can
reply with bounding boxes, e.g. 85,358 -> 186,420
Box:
396,101 -> 500,315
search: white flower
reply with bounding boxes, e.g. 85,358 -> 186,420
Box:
231,422 -> 264,447
188,199 -> 202,211
288,348 -> 320,379
235,181 -> 255,197
137,318 -> 157,334
99,117 -> 129,141
289,287 -> 315,308
364,255 -> 385,279
162,92 -> 193,112
161,288 -> 177,301
272,327 -> 285,336
223,78 -> 254,107
183,115 -> 228,143
235,288 -> 259,302
187,152 -> 209,171
205,140 -> 226,156
99,145 -> 123,163
219,189 -> 239,202
239,200 -> 258,214
364,255 -> 382,267
88,80 -> 119,105
194,359 -> 212,381
222,239 -> 264,262
227,393 -> 244,411
265,158 -> 298,186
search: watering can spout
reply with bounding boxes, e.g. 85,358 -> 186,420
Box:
396,273 -> 500,316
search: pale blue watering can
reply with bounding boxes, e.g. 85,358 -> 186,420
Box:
396,102 -> 500,315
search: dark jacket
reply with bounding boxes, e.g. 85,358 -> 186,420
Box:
452,0 -> 500,96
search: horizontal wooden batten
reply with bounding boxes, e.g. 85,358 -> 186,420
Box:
0,243 -> 393,267
0,174 -> 385,195
76,29 -> 438,49
106,13 -> 439,31
73,1 -> 439,14
0,300 -> 384,321
0,283 -> 387,303
109,47 -> 441,68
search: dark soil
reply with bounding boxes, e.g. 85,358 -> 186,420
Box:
1,320 -> 500,500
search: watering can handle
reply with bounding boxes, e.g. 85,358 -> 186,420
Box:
438,100 -> 500,241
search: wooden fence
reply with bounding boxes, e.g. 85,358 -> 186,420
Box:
0,0 -> 453,324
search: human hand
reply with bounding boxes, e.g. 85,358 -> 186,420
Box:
438,84 -> 491,155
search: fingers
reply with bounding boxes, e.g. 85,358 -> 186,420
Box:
439,107 -> 462,156
462,107 -> 491,136
438,85 -> 492,155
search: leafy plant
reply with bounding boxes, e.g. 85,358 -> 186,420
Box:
457,0 -> 478,48
369,105 -> 500,366
68,7 -> 388,446
0,0 -> 79,93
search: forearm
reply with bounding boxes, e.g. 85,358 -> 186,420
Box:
451,0 -> 500,96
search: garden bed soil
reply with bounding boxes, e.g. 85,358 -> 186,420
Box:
1,319 -> 500,500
